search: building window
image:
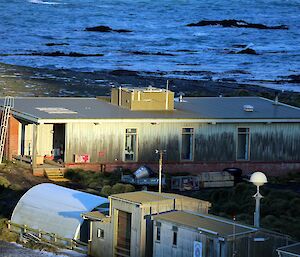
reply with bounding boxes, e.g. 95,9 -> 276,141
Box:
97,228 -> 104,239
124,128 -> 137,161
181,128 -> 194,161
172,231 -> 177,246
237,128 -> 250,160
156,226 -> 161,242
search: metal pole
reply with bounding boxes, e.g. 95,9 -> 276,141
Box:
156,149 -> 165,194
232,216 -> 236,257
158,150 -> 163,193
165,80 -> 169,110
254,185 -> 262,228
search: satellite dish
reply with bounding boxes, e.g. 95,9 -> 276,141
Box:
250,172 -> 267,186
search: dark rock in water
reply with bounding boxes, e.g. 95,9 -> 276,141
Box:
85,26 -> 112,32
45,43 -> 70,46
114,29 -> 132,33
176,49 -> 198,53
226,69 -> 251,74
229,48 -> 258,55
130,51 -> 175,56
284,75 -> 300,83
85,26 -> 132,33
14,51 -> 104,57
110,69 -> 139,76
187,19 -> 288,30
288,75 -> 300,83
236,48 -> 258,55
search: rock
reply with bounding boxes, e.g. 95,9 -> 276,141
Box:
187,19 -> 288,30
17,51 -> 104,57
85,25 -> 112,32
284,75 -> 300,83
85,26 -> 132,33
130,51 -> 175,56
110,69 -> 139,76
226,69 -> 251,74
229,48 -> 258,55
236,48 -> 258,55
45,43 -> 69,46
114,29 -> 132,33
176,49 -> 198,53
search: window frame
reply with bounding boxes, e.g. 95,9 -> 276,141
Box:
180,127 -> 195,162
172,230 -> 178,247
97,228 -> 104,239
124,128 -> 138,162
236,127 -> 251,161
156,224 -> 161,242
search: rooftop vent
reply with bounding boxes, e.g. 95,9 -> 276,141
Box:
243,105 -> 254,112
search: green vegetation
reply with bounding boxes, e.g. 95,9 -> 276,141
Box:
64,169 -> 135,196
0,218 -> 18,242
0,176 -> 11,188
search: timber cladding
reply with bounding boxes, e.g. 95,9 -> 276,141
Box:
64,121 -> 300,164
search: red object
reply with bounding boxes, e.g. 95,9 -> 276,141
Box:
82,154 -> 89,163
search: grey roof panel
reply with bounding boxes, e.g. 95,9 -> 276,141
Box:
1,97 -> 300,121
153,211 -> 257,237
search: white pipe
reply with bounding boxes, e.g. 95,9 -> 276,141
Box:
118,87 -> 122,106
165,80 -> 169,110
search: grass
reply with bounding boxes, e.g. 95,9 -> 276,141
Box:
0,218 -> 18,242
64,168 -> 135,196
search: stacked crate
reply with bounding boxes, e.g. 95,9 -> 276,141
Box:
198,171 -> 234,188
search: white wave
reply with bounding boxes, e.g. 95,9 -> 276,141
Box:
28,0 -> 61,5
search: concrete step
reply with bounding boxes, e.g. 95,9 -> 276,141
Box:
44,169 -> 69,182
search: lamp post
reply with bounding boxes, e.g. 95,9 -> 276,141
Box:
155,149 -> 166,193
250,172 -> 267,228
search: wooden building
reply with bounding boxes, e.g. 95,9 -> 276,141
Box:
1,87 -> 300,175
152,210 -> 258,257
82,191 -> 211,257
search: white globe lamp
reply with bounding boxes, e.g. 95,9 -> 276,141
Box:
250,171 -> 267,228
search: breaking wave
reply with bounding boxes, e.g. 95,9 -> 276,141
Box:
28,0 -> 61,5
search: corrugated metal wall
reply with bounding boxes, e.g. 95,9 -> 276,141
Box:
64,122 -> 300,164
23,123 -> 53,156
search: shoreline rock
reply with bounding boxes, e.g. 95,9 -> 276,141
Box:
236,48 -> 258,55
85,25 -> 132,33
279,74 -> 300,83
228,47 -> 258,55
0,61 -> 299,108
187,19 -> 288,30
110,69 -> 139,76
45,43 -> 69,46
2,51 -> 104,57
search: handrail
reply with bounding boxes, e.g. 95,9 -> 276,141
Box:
6,220 -> 87,254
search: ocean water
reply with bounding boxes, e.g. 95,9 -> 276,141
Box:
0,0 -> 300,91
